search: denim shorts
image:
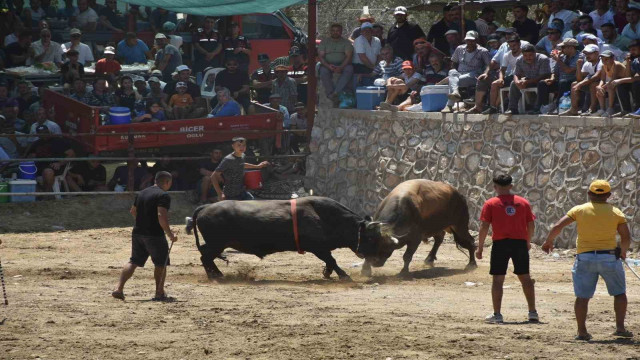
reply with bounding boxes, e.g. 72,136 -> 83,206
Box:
572,252 -> 626,299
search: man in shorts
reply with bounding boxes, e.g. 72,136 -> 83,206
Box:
211,137 -> 269,201
112,171 -> 177,302
476,174 -> 538,323
542,180 -> 632,340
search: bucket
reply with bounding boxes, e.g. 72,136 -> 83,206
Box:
244,170 -> 263,190
420,85 -> 449,112
0,181 -> 8,203
18,161 -> 37,180
9,179 -> 37,203
108,107 -> 132,125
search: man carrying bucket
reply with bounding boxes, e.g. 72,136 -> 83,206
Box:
211,137 -> 269,201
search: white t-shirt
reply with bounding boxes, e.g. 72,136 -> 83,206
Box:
589,10 -> 615,30
549,10 -> 579,33
353,35 -> 381,65
61,42 -> 95,65
501,50 -> 522,76
169,35 -> 183,49
32,40 -> 63,64
29,120 -> 62,142
4,33 -> 17,47
76,8 -> 98,28
581,60 -> 602,76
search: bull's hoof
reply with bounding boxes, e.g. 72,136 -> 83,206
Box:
424,258 -> 436,267
397,270 -> 412,279
338,274 -> 353,282
464,262 -> 478,271
205,270 -> 223,280
323,267 -> 333,279
360,267 -> 372,277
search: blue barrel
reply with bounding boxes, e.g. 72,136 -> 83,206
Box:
108,107 -> 132,125
18,161 -> 37,180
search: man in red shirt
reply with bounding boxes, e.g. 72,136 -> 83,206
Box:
95,46 -> 121,83
477,174 -> 538,324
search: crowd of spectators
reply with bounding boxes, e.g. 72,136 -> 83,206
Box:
320,1 -> 640,117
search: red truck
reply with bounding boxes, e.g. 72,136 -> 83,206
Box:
43,90 -> 282,156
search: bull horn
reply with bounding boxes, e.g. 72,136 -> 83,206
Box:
390,236 -> 400,246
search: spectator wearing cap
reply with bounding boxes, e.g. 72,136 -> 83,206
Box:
213,57 -> 251,112
94,46 -> 121,79
61,49 -> 85,85
622,6 -> 640,41
318,23 -> 354,106
560,44 -> 603,116
31,28 -> 62,67
5,30 -> 34,68
208,87 -> 241,118
149,8 -> 178,34
379,60 -> 425,110
602,23 -> 631,51
486,35 -> 501,58
427,5 -> 477,56
536,38 -> 581,114
251,53 -> 276,104
444,30 -> 462,57
442,31 -> 491,113
154,33 -> 182,82
146,76 -> 168,109
548,0 -> 579,33
287,46 -> 309,103
163,21 -> 183,50
28,106 -> 61,141
349,13 -> 376,43
594,50 -> 630,117
475,7 -> 496,40
117,32 -> 151,65
513,5 -> 539,44
388,6 -> 427,60
61,29 -> 94,66
353,22 -> 382,76
590,0 -> 616,30
614,0 -> 630,34
163,65 -> 205,119
168,82 -> 194,119
98,0 -> 124,32
193,16 -> 222,73
75,0 -> 98,32
469,36 -> 523,114
223,22 -> 252,72
412,37 -> 445,75
536,22 -> 564,55
542,179 -> 632,342
505,44 -> 551,115
272,65 -> 298,112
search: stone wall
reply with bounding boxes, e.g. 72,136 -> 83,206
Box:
304,108 -> 640,248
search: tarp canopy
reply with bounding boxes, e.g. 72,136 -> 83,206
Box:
408,0 -> 541,12
120,0 -> 305,16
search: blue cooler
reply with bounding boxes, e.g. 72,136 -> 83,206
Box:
356,86 -> 386,110
421,85 -> 449,111
9,179 -> 36,203
108,107 -> 132,125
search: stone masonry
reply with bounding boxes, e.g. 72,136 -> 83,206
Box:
304,108 -> 640,248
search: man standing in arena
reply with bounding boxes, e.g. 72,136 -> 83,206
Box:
211,137 -> 269,201
476,174 -> 538,324
542,180 -> 633,340
112,171 -> 177,302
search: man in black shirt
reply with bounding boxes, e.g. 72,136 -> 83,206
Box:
113,171 -> 177,302
512,5 -> 539,44
251,53 -> 275,104
387,6 -> 426,60
67,158 -> 107,191
5,30 -> 34,68
213,57 -> 251,112
427,5 -> 478,56
197,148 -> 223,204
222,22 -> 252,72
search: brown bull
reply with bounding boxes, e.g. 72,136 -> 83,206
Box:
357,179 -> 477,276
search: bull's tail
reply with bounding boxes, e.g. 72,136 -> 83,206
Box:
189,205 -> 228,263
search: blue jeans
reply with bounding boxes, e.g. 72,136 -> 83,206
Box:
572,252 -> 626,299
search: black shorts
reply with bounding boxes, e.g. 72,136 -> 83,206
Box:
130,234 -> 170,267
490,239 -> 529,275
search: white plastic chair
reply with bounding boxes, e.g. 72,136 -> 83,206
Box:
52,163 -> 71,200
200,67 -> 224,112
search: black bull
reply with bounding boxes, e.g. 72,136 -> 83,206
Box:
190,196 -> 368,280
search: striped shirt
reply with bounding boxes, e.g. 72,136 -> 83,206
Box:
372,56 -> 403,80
515,53 -> 551,79
452,45 -> 491,73
271,77 -> 298,112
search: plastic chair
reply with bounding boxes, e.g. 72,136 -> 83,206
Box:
52,163 -> 71,200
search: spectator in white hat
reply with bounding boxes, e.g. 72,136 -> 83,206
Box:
61,28 -> 94,66
153,33 -> 182,82
388,5 -> 426,60
94,46 -> 121,82
595,50 -> 630,117
560,44 -> 603,116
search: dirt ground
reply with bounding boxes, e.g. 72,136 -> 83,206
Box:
0,198 -> 639,359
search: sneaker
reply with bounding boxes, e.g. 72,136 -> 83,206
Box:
378,102 -> 393,111
528,310 -> 539,322
587,109 -> 605,117
485,313 -> 504,323
612,111 -> 628,118
559,109 -> 579,116
482,106 -> 498,115
447,91 -> 462,101
604,108 -> 616,118
504,109 -> 519,115
628,108 -> 640,118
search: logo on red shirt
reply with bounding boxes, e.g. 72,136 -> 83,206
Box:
505,206 -> 516,216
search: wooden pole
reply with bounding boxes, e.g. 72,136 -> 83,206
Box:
460,0 -> 466,36
306,0 -> 317,140
127,130 -> 135,192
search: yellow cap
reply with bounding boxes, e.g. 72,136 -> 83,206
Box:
589,179 -> 611,194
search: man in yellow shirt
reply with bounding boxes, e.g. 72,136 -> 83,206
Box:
542,180 -> 632,341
